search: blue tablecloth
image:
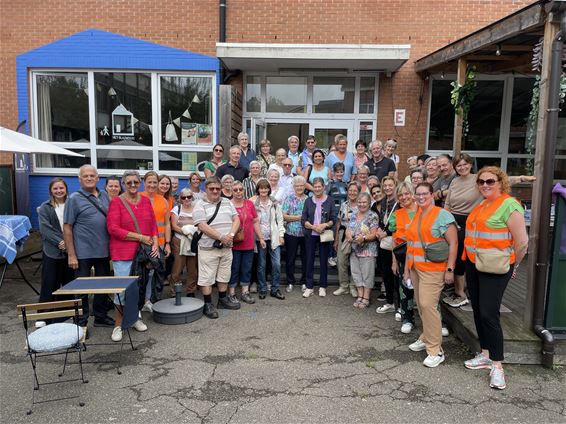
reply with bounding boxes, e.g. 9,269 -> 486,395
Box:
0,215 -> 32,264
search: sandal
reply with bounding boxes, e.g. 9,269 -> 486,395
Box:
353,297 -> 363,308
358,298 -> 370,309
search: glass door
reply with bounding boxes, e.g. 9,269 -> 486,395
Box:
309,120 -> 355,152
250,118 -> 266,150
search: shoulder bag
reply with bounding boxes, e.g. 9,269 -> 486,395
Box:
417,210 -> 449,263
233,203 -> 246,243
78,191 -> 107,217
191,201 -> 222,253
379,202 -> 397,251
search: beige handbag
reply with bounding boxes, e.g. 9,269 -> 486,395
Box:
475,248 -> 511,274
320,229 -> 334,243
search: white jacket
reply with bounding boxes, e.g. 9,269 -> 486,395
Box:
253,196 -> 285,250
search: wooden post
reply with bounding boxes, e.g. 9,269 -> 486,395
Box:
525,19 -> 560,328
452,58 -> 467,157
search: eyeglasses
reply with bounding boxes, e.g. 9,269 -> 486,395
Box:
233,188 -> 243,192
208,187 -> 221,191
477,178 -> 498,186
125,181 -> 140,186
180,196 -> 193,200
283,164 -> 292,167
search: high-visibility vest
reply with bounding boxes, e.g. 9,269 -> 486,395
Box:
393,208 -> 413,246
462,193 -> 516,264
141,192 -> 168,247
406,206 -> 447,272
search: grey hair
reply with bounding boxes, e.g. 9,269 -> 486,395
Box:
275,148 -> 287,156
357,164 -> 370,174
205,176 -> 221,187
267,168 -> 280,179
312,177 -> 325,187
237,132 -> 248,141
287,135 -> 299,143
369,139 -> 383,150
221,174 -> 234,183
396,181 -> 415,197
121,170 -> 141,184
232,180 -> 244,189
358,192 -> 372,203
79,164 -> 97,177
179,187 -> 193,197
230,145 -> 242,153
249,160 -> 261,168
292,175 -> 306,186
385,139 -> 397,148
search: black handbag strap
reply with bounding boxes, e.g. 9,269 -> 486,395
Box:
77,191 -> 107,217
119,195 -> 141,233
200,200 -> 222,230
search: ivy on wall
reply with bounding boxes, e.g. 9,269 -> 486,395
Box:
450,66 -> 477,140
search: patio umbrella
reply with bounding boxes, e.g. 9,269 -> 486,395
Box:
0,126 -> 84,157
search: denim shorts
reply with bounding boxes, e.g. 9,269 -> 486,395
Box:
112,260 -> 133,305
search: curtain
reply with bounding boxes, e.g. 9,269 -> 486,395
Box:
37,82 -> 54,167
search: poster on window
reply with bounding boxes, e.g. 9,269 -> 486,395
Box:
181,123 -> 197,145
182,152 -> 198,171
197,124 -> 212,145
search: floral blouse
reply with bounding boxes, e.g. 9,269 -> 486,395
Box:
282,193 -> 307,237
348,210 -> 380,257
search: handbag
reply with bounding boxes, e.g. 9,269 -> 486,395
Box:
233,204 -> 246,243
475,248 -> 511,274
417,210 -> 449,263
191,201 -> 222,253
392,241 -> 407,262
340,240 -> 352,255
379,202 -> 397,251
165,110 -> 178,142
320,229 -> 334,243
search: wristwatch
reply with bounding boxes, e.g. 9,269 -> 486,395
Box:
446,267 -> 454,273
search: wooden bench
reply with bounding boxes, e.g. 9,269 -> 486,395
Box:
0,230 -> 42,295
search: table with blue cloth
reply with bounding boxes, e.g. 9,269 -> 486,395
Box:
0,215 -> 38,294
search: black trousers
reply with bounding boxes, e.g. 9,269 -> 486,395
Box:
76,257 -> 112,326
465,261 -> 513,361
378,247 -> 397,306
284,234 -> 306,285
39,254 -> 74,303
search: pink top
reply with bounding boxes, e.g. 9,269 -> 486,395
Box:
233,199 -> 257,251
107,196 -> 158,261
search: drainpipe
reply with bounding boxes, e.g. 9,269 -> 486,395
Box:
219,0 -> 227,83
532,10 -> 565,369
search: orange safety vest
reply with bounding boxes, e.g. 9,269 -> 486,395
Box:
462,193 -> 516,264
141,192 -> 168,247
393,208 -> 412,246
406,206 -> 447,272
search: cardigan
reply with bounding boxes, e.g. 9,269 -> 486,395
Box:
301,195 -> 337,237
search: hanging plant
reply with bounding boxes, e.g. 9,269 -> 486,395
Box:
450,65 -> 477,138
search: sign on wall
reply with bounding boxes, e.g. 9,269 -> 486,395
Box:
394,109 -> 406,127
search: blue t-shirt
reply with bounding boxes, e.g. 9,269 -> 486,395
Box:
325,152 -> 357,182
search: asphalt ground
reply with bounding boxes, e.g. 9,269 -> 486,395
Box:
0,261 -> 564,423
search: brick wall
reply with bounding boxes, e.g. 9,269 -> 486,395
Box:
0,0 -> 536,176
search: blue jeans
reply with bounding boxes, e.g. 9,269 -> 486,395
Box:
284,234 -> 306,285
257,240 -> 281,294
229,249 -> 254,288
113,260 -> 133,305
305,235 -> 330,289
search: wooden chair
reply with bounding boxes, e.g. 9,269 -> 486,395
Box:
17,299 -> 88,415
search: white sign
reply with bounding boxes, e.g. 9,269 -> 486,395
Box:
394,109 -> 406,127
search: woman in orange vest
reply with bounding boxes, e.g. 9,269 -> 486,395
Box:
403,182 -> 458,368
462,167 -> 528,390
389,181 -> 418,335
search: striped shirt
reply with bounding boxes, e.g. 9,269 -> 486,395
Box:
192,197 -> 237,248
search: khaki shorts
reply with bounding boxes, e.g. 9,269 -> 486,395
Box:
197,247 -> 233,286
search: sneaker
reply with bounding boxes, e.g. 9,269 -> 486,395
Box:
319,287 -> 326,297
286,284 -> 293,293
133,319 -> 148,332
303,288 -> 314,298
376,293 -> 387,302
328,257 -> 337,267
376,303 -> 395,314
94,316 -> 115,327
270,290 -> 285,300
443,294 -> 469,308
409,339 -> 426,352
301,284 -> 307,292
203,302 -> 219,319
250,283 -> 258,293
240,292 -> 256,304
423,352 -> 445,368
227,294 -> 240,305
111,326 -> 123,342
465,352 -> 493,370
333,287 -> 348,296
35,321 -> 46,329
218,295 -> 240,310
442,326 -> 450,337
141,301 -> 153,313
395,312 -> 402,321
350,287 -> 358,297
489,366 -> 506,390
401,322 -> 414,334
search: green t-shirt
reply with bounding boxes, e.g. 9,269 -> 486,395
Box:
485,197 -> 524,229
388,208 -> 454,238
204,160 -> 226,173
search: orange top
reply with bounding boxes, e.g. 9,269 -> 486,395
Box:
406,206 -> 447,272
393,208 -> 412,246
141,192 -> 169,247
463,193 -> 516,264
165,195 -> 174,212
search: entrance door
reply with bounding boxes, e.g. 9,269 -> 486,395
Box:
309,121 -> 355,152
250,118 -> 266,150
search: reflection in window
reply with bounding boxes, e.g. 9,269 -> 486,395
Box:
266,122 -> 309,153
35,149 -> 91,169
508,78 -> 535,154
95,72 -> 152,147
359,121 -> 374,143
246,76 -> 261,112
158,151 -> 214,172
427,79 -> 454,150
266,77 -> 307,113
36,74 -> 89,142
314,128 -> 347,150
96,149 -> 154,170
359,77 -> 376,114
464,81 -> 504,151
313,77 -> 355,113
160,76 -> 213,145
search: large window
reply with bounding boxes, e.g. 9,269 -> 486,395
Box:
31,70 -> 216,174
266,77 -> 307,113
313,77 -> 355,113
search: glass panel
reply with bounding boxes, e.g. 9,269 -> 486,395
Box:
506,157 -> 530,176
359,77 -> 376,114
313,77 -> 355,113
96,149 -> 154,171
464,80 -> 504,151
475,157 -> 501,169
557,107 -> 566,155
95,72 -> 152,146
160,76 -> 213,146
245,76 -> 261,112
554,158 -> 566,180
314,128 -> 348,151
35,149 -> 91,169
359,121 -> 374,144
266,77 -> 307,113
36,74 -> 89,142
508,78 -> 535,154
266,122 -> 309,152
428,79 -> 454,150
158,151 -> 215,172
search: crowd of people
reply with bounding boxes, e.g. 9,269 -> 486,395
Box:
37,131 -> 531,391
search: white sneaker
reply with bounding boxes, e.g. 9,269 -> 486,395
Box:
328,257 -> 337,267
350,287 -> 358,297
133,319 -> 148,332
333,287 -> 348,296
286,284 -> 293,293
141,301 -> 153,313
301,284 -> 306,292
303,288 -> 314,298
395,312 -> 402,321
423,352 -> 445,368
409,339 -> 426,352
319,288 -> 326,297
376,303 -> 395,314
442,326 -> 450,337
35,321 -> 47,329
111,326 -> 123,342
401,322 -> 414,334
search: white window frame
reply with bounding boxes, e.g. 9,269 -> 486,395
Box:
29,68 -> 217,176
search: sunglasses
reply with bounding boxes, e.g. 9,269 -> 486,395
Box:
125,181 -> 140,186
180,195 -> 193,200
208,187 -> 221,191
283,164 -> 292,167
214,148 -> 223,152
233,188 -> 243,192
477,178 -> 498,186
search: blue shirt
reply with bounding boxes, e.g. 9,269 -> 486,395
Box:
288,150 -> 300,174
325,152 -> 357,182
64,188 -> 110,259
239,148 -> 257,169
